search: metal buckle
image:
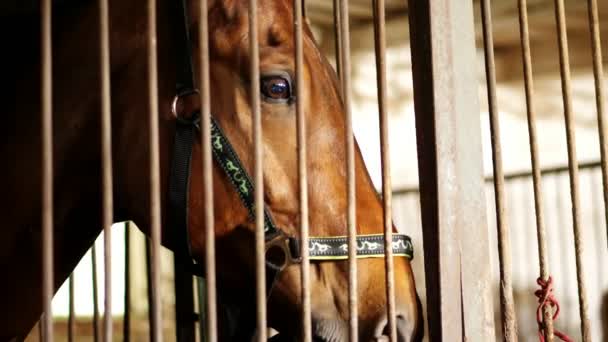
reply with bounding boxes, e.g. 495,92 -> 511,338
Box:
265,230 -> 301,272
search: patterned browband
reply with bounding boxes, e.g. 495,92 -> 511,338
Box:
206,116 -> 414,261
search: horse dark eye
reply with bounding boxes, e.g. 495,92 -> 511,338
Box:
261,76 -> 292,102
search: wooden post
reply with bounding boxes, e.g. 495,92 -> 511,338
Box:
408,0 -> 495,340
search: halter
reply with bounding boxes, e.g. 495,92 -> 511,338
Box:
167,0 -> 414,294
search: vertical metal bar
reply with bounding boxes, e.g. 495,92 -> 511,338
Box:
586,0 -> 608,246
516,0 -> 555,338
408,0 -> 494,339
336,0 -> 357,339
147,0 -> 163,338
371,0 -> 396,340
124,222 -> 131,342
479,0 -> 517,340
92,245 -> 100,342
99,0 -> 113,339
41,0 -> 54,340
68,274 -> 76,342
248,1 -> 266,340
293,1 -> 311,341
332,0 -> 343,88
552,0 -> 591,339
198,0 -> 217,340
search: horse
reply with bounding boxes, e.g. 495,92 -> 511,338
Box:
0,0 -> 422,340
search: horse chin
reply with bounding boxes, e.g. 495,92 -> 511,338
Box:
311,318 -> 348,342
266,318 -> 347,342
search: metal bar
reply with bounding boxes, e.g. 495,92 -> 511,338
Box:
92,245 -> 100,342
371,0 -> 396,340
393,160 -> 607,196
41,0 -> 54,340
552,0 -> 591,339
408,0 -> 494,339
147,0 -> 163,338
124,222 -> 131,342
332,0 -> 343,89
336,0 -> 358,339
99,0 -> 113,339
586,0 -> 608,247
68,274 -> 76,342
198,0 -> 217,341
479,0 -> 517,339
248,0 -> 266,340
516,0 -> 556,337
293,0 -> 311,341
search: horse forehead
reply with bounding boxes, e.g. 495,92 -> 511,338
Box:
209,0 -> 294,57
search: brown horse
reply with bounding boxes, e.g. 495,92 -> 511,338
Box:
0,0 -> 421,340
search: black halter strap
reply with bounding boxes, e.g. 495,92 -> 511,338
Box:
167,0 -> 202,275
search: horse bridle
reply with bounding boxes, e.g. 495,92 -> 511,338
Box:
167,0 -> 414,295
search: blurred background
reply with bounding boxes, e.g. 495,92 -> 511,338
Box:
28,0 -> 608,340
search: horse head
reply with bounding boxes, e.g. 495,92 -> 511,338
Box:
177,1 -> 423,340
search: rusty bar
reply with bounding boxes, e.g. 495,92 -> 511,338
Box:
92,245 -> 100,342
41,0 -> 54,340
124,222 -> 131,342
586,0 -> 608,246
292,0 -> 311,341
198,0 -> 217,340
408,0 -> 494,339
147,0 -> 163,338
552,0 -> 591,339
479,0 -> 517,339
516,0 -> 555,338
498,161 -> 602,182
68,274 -> 75,342
371,0 -> 396,340
337,0 -> 358,339
332,0 -> 343,89
99,0 -> 113,339
248,0 -> 266,340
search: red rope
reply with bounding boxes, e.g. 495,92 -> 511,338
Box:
535,276 -> 572,342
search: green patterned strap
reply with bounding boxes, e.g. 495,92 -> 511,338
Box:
308,234 -> 413,260
208,117 -> 279,237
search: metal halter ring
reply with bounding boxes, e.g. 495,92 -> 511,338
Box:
171,89 -> 200,120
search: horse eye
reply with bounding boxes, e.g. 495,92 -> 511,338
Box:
261,76 -> 292,102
